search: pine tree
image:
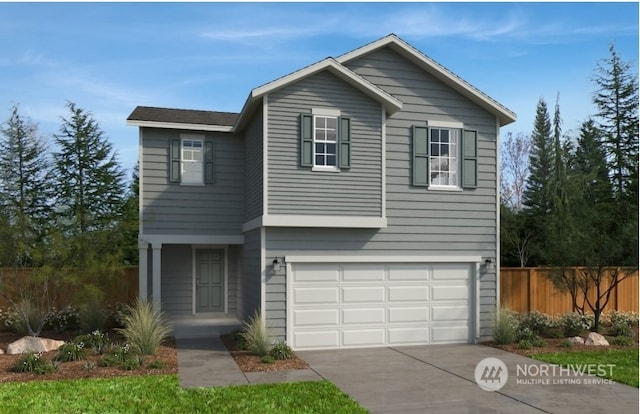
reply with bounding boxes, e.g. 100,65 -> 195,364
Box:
53,102 -> 126,236
592,44 -> 639,201
0,104 -> 53,265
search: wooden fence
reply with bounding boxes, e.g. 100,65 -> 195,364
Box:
501,267 -> 639,314
0,267 -> 138,309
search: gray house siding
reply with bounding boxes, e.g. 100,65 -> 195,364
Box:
267,71 -> 383,216
244,110 -> 263,222
263,47 -> 499,338
239,229 -> 262,320
141,127 -> 245,235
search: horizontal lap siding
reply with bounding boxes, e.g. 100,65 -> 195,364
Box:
267,71 -> 382,216
141,128 -> 245,235
162,244 -> 192,315
244,111 -> 263,221
240,229 -> 262,320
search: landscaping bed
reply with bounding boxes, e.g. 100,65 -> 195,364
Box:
0,330 -> 178,383
220,333 -> 308,372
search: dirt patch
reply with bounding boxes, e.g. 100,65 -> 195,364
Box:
220,333 -> 309,372
0,330 -> 177,383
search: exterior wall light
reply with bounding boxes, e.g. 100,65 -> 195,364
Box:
272,258 -> 281,272
484,259 -> 495,272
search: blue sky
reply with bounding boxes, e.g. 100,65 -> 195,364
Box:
1,2 -> 638,174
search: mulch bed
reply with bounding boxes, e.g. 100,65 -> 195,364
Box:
220,333 -> 309,372
0,330 -> 177,383
484,336 -> 639,357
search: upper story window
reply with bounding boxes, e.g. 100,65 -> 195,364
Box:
314,116 -> 338,168
169,134 -> 215,185
429,128 -> 459,187
300,109 -> 351,172
181,139 -> 204,185
412,123 -> 477,190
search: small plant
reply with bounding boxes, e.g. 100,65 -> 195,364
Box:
260,355 -> 275,364
80,330 -> 110,355
55,340 -> 87,362
241,311 -> 272,357
83,361 -> 98,370
559,339 -> 574,348
518,311 -> 555,337
120,356 -> 143,371
147,360 -> 166,369
492,308 -> 518,345
608,336 -> 634,346
117,299 -> 172,355
79,302 -> 107,333
269,341 -> 295,360
560,312 -> 591,337
12,352 -> 56,374
99,343 -> 133,367
518,339 -> 533,350
46,306 -> 81,333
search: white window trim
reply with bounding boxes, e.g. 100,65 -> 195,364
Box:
311,108 -> 341,171
427,126 -> 461,190
180,134 -> 205,186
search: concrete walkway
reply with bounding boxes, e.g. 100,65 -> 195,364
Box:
175,336 -> 322,388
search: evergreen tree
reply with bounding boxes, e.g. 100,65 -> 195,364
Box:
53,102 -> 126,236
0,104 -> 53,265
120,163 -> 139,265
592,44 -> 639,201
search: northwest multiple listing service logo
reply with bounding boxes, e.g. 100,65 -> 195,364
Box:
474,357 -> 509,391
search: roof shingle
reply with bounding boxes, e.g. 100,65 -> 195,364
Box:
127,106 -> 239,127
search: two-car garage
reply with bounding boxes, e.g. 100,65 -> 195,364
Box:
286,258 -> 478,350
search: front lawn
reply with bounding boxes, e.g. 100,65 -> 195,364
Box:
0,374 -> 366,414
532,349 -> 639,387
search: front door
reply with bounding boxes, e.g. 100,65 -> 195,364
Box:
196,249 -> 224,313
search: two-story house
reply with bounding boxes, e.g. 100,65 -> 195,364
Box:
127,34 -> 516,350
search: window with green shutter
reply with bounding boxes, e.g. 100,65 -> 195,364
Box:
300,111 -> 351,171
169,134 -> 214,185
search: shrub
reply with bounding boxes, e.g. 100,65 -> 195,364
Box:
9,301 -> 47,336
55,340 -> 87,362
560,312 -> 591,337
98,343 -> 134,367
104,302 -> 130,329
79,302 -> 107,333
608,336 -> 635,346
117,299 -> 172,355
518,311 -> 555,336
77,330 -> 110,355
12,352 -> 56,374
45,306 -> 80,333
120,356 -> 143,371
559,339 -> 574,348
260,355 -> 275,364
492,308 -> 518,345
147,360 -> 166,369
518,340 -> 533,350
241,311 -> 272,357
605,311 -> 638,337
269,341 -> 295,360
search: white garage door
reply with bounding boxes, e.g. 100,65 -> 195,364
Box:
288,262 -> 473,350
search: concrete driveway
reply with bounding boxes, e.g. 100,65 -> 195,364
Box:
299,344 -> 638,414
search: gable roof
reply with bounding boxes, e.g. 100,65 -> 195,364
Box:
127,106 -> 238,132
336,34 -> 516,127
233,57 -> 403,131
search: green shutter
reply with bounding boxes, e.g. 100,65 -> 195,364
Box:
412,126 -> 429,187
169,139 -> 181,183
204,140 -> 215,184
462,130 -> 478,189
300,114 -> 313,167
339,117 -> 351,169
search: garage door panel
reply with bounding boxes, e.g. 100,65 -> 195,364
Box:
432,326 -> 469,342
388,286 -> 429,302
432,305 -> 469,321
388,264 -> 430,280
432,285 -> 469,301
342,329 -> 386,347
388,327 -> 429,345
293,264 -> 340,282
294,309 -> 339,326
342,308 -> 385,325
290,262 -> 472,349
294,331 -> 339,349
342,264 -> 385,281
432,264 -> 470,280
388,307 -> 429,323
294,287 -> 339,304
342,286 -> 385,303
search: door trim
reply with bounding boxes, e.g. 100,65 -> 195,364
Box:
192,245 -> 228,315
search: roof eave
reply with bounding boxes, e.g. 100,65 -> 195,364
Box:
126,119 -> 234,133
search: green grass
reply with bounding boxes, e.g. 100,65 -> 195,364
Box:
532,349 -> 639,387
0,375 -> 367,414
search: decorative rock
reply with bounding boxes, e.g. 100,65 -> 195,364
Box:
585,332 -> 609,346
568,336 -> 585,345
0,348 -> 4,355
6,336 -> 65,355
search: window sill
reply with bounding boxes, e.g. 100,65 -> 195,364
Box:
312,166 -> 341,173
180,182 -> 205,187
427,185 -> 462,192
